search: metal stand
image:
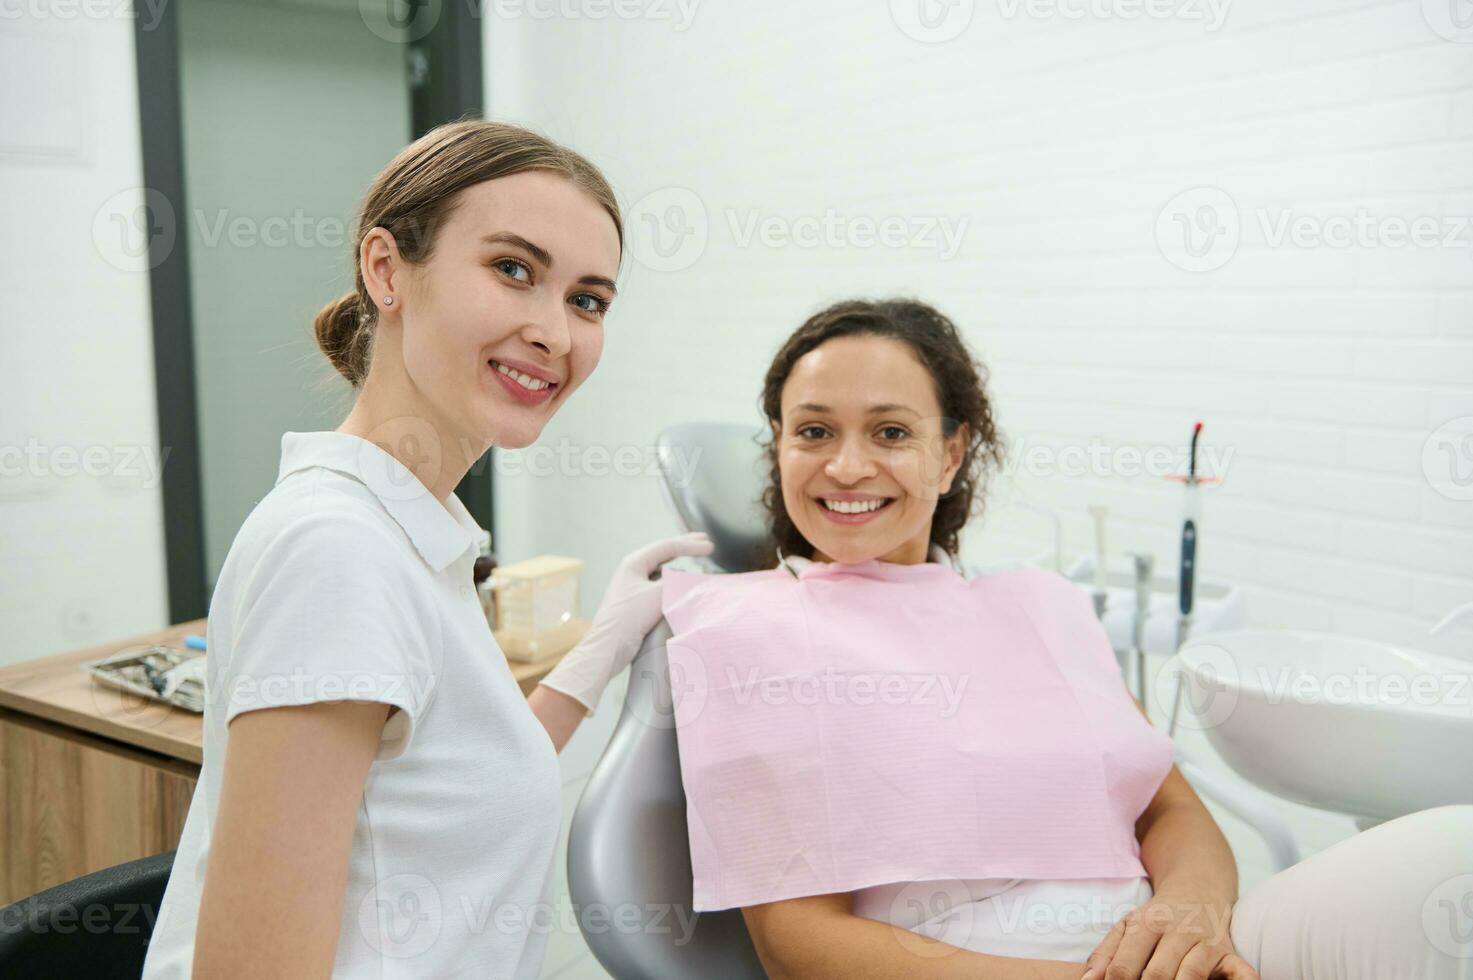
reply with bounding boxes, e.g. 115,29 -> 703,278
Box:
1130,553 -> 1153,709
1168,614 -> 1192,737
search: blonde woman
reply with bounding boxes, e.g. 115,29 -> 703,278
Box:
143,121 -> 710,978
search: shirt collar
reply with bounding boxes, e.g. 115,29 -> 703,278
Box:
276,430 -> 485,572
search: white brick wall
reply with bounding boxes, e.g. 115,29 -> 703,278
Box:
483,5 -> 1472,974
490,0 -> 1473,649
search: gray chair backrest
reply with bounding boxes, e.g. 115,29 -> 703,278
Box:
567,423 -> 770,979
654,422 -> 771,574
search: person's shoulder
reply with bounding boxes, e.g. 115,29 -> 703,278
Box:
663,563 -> 790,582
664,565 -> 791,594
220,468 -> 413,584
661,566 -> 797,638
661,565 -> 793,621
250,467 -> 395,535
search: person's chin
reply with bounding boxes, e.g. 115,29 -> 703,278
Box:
823,549 -> 869,564
477,411 -> 544,450
489,425 -> 540,450
476,371 -> 564,450
801,531 -> 880,566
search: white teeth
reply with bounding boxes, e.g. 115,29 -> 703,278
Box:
822,498 -> 887,514
493,361 -> 551,391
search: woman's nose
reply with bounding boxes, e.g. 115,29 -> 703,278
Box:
520,296 -> 572,358
825,437 -> 878,483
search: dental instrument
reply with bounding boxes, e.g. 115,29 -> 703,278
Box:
1088,504 -> 1109,620
1175,421 -> 1203,654
1166,420 -> 1220,735
1130,552 -> 1153,708
84,644 -> 206,712
1063,557 -> 1244,663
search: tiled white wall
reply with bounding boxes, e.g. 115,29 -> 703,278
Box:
490,0 -> 1473,648
486,3 -> 1473,975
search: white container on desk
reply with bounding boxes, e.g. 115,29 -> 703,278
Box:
492,555 -> 588,663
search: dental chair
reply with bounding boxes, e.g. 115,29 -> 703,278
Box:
567,423 -> 770,979
567,423 -> 1294,980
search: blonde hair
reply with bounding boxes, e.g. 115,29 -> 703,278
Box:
314,119 -> 622,387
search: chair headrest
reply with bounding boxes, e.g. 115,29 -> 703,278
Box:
656,422 -> 772,572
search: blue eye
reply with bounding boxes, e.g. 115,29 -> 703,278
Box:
494,258 -> 531,282
570,293 -> 611,317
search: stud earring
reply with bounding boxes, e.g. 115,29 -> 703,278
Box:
383,296 -> 394,306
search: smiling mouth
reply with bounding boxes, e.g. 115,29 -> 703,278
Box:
490,360 -> 557,392
819,497 -> 895,514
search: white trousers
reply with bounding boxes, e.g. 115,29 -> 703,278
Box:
867,804 -> 1473,978
1228,804 -> 1473,980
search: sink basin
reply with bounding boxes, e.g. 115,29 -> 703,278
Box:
1172,629 -> 1473,823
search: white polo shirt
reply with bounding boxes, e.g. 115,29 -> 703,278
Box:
143,430 -> 563,979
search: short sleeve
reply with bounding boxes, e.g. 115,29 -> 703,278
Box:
222,511 -> 439,761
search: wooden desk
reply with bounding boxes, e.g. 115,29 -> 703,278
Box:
0,619 -> 567,905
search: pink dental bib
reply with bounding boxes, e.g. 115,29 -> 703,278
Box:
659,558 -> 1174,913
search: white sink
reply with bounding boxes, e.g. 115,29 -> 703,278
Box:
1171,629 -> 1473,824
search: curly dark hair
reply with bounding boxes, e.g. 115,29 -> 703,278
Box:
757,297 -> 1006,565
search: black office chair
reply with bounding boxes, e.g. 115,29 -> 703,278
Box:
0,850 -> 176,977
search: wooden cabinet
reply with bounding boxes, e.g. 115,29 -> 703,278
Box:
0,710 -> 197,905
0,619 -> 565,906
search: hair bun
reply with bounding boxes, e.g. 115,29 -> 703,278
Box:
314,292 -> 368,386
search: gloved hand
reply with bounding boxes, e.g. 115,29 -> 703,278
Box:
539,531 -> 714,716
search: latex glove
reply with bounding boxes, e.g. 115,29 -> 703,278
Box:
539,531 -> 713,716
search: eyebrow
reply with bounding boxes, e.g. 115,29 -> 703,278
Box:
791,402 -> 918,416
481,232 -> 618,297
